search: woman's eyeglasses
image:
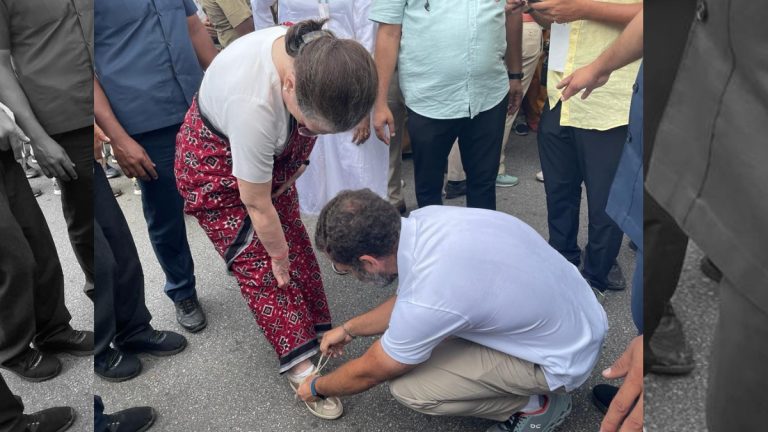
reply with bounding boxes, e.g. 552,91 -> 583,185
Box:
297,126 -> 319,137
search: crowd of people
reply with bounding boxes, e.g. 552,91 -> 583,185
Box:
0,1 -> 651,431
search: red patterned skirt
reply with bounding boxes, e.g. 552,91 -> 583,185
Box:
174,97 -> 331,373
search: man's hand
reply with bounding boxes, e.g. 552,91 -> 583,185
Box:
504,0 -> 526,14
0,109 -> 30,163
556,62 -> 611,101
29,134 -> 78,181
111,135 -> 158,181
352,116 -> 371,145
508,79 -> 523,115
373,103 -> 395,145
202,16 -> 217,39
531,0 -> 589,23
320,326 -> 354,358
297,375 -> 320,402
94,123 -> 110,161
600,335 -> 643,432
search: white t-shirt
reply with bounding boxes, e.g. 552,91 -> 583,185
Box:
198,26 -> 290,184
380,206 -> 608,392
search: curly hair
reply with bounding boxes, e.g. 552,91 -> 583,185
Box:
315,189 -> 401,270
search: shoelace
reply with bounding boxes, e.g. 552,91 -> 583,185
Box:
179,298 -> 197,314
292,352 -> 332,400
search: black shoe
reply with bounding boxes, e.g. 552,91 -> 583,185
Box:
32,188 -> 43,197
104,163 -> 121,179
174,297 -> 207,333
23,407 -> 75,432
628,240 -> 638,251
591,384 -> 618,414
105,407 -> 157,432
513,121 -> 530,136
1,349 -> 62,382
117,330 -> 187,357
604,261 -> 626,291
95,348 -> 142,382
36,328 -> 94,356
648,304 -> 695,375
700,256 -> 723,283
444,180 -> 467,199
112,187 -> 123,198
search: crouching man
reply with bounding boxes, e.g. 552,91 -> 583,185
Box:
298,189 -> 607,431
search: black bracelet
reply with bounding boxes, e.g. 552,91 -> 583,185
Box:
508,72 -> 524,80
310,376 -> 327,399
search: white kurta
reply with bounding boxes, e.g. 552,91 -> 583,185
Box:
252,0 -> 389,215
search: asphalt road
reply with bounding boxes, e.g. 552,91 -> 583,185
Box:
10,130 -> 637,431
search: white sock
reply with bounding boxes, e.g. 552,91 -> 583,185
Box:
521,395 -> 544,413
288,363 -> 315,380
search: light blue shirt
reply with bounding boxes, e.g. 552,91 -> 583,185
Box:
369,0 -> 509,119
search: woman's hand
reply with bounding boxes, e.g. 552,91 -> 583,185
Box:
352,116 -> 371,145
271,163 -> 307,199
271,254 -> 291,288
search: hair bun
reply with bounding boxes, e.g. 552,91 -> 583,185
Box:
285,19 -> 333,57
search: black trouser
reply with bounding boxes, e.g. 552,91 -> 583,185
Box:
0,151 -> 71,366
94,163 -> 153,368
94,395 -> 107,432
0,375 -> 23,432
407,96 -> 507,210
537,101 -> 626,289
53,126 -> 94,293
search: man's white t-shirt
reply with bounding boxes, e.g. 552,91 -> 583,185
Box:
198,26 -> 290,184
380,206 -> 608,392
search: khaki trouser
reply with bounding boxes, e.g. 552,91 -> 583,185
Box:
387,70 -> 408,206
448,22 -> 544,182
388,338 -> 558,422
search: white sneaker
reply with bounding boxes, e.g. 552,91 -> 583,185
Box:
535,171 -> 544,182
287,366 -> 343,420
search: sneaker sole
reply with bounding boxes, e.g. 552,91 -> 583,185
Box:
543,396 -> 572,432
495,182 -> 520,188
136,408 -> 158,432
0,362 -> 62,383
179,319 -> 207,334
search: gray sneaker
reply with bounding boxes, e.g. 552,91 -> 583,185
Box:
486,394 -> 572,432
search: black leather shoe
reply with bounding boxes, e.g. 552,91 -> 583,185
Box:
36,328 -> 94,356
0,349 -> 61,382
604,261 -> 626,291
444,180 -> 467,199
591,384 -> 618,414
700,256 -> 723,283
118,330 -> 187,357
648,304 -> 695,375
174,297 -> 207,333
95,348 -> 142,382
23,406 -> 75,432
105,407 -> 156,432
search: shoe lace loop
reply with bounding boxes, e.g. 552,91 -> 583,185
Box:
179,297 -> 196,314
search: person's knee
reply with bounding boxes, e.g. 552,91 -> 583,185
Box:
389,376 -> 441,415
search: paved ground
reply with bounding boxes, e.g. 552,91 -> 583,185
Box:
645,243 -> 718,432
13,130 -> 636,431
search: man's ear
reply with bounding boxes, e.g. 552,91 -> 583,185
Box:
283,72 -> 296,93
359,255 -> 383,272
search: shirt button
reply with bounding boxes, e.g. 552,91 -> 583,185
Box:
627,132 -> 632,142
696,0 -> 708,22
632,83 -> 639,93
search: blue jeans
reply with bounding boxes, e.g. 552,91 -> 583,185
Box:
131,124 -> 196,302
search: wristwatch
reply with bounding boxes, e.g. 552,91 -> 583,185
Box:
508,71 -> 524,80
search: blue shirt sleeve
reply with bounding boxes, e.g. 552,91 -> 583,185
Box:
368,0 -> 406,25
183,0 -> 198,17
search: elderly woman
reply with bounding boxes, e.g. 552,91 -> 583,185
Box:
174,19 -> 377,419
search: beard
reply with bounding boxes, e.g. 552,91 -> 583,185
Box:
355,269 -> 398,287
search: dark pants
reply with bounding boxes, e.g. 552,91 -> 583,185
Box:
0,375 -> 23,432
407,96 -> 508,210
94,395 -> 106,432
131,124 -> 196,302
0,151 -> 71,366
537,101 -> 626,290
707,277 -> 768,432
53,126 -> 94,290
94,163 -> 153,367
